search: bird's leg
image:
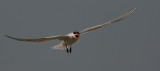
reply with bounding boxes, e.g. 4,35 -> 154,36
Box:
66,46 -> 69,53
69,46 -> 72,53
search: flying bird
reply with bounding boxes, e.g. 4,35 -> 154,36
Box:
5,7 -> 137,53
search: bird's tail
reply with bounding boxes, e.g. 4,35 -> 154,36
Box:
50,43 -> 66,50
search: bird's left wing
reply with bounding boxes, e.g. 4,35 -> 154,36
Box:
5,35 -> 68,43
80,7 -> 137,35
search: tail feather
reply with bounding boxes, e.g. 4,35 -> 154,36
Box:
50,43 -> 66,50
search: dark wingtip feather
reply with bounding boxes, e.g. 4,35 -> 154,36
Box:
4,35 -> 12,39
4,35 -> 19,40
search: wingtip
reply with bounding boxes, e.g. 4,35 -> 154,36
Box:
133,7 -> 138,11
126,7 -> 138,17
4,35 -> 19,40
4,35 -> 10,38
129,7 -> 138,13
4,35 -> 14,39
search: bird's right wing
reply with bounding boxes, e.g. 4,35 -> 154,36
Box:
80,7 -> 137,35
5,35 -> 69,43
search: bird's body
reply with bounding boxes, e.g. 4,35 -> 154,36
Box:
5,7 -> 137,53
53,33 -> 79,50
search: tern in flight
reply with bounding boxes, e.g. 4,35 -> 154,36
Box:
5,7 -> 137,53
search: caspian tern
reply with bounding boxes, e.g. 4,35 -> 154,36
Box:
5,7 -> 137,53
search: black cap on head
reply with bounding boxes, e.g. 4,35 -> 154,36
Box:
73,31 -> 79,34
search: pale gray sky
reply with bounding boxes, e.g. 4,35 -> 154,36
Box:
1,0 -> 160,71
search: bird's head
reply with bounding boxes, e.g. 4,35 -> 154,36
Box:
73,31 -> 80,39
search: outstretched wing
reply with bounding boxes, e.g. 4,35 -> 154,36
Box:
80,7 -> 137,35
5,35 -> 68,43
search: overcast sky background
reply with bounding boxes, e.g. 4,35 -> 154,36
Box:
0,0 -> 160,71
